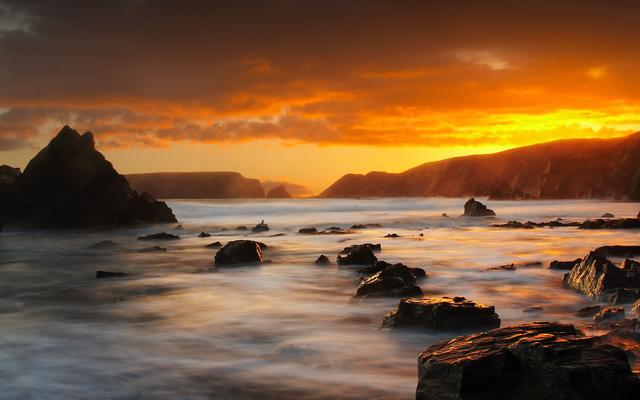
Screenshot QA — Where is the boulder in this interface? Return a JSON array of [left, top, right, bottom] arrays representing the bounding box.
[[490, 220, 534, 229], [298, 227, 317, 234], [251, 220, 269, 232], [593, 306, 625, 324], [384, 233, 399, 238], [340, 243, 381, 253], [382, 296, 500, 331], [354, 263, 423, 298], [265, 185, 291, 198], [205, 241, 222, 248], [198, 232, 211, 238], [416, 322, 640, 400], [549, 258, 581, 270], [337, 244, 378, 266], [96, 270, 128, 279], [562, 251, 640, 297], [463, 198, 496, 217], [1, 126, 176, 228], [215, 240, 264, 265], [601, 213, 615, 218], [314, 255, 330, 265], [137, 232, 180, 240], [87, 240, 118, 250]]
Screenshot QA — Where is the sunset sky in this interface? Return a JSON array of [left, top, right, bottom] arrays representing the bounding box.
[[1, 0, 640, 193]]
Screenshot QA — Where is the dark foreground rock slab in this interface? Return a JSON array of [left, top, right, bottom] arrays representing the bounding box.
[[1, 126, 176, 228], [382, 296, 500, 332], [354, 263, 423, 298], [417, 322, 640, 400], [463, 197, 496, 217], [215, 240, 264, 266]]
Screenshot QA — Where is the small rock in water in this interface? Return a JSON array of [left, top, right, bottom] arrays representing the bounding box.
[[337, 244, 378, 266], [251, 220, 269, 232], [298, 227, 317, 234], [138, 246, 167, 252], [96, 270, 128, 279], [87, 240, 118, 250], [549, 258, 581, 270], [314, 255, 330, 265], [576, 305, 603, 318], [137, 232, 180, 240], [384, 233, 399, 238], [441, 213, 449, 218], [205, 241, 222, 249], [382, 296, 500, 331], [236, 226, 248, 231], [522, 306, 544, 313], [215, 240, 265, 266], [416, 322, 640, 400], [174, 224, 183, 230], [354, 263, 423, 298], [350, 224, 367, 230], [487, 263, 516, 271], [601, 213, 615, 218], [198, 232, 211, 238], [593, 306, 625, 324], [463, 197, 496, 217], [340, 243, 381, 253]]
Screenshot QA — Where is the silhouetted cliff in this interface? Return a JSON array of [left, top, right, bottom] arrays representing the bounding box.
[[320, 133, 640, 200]]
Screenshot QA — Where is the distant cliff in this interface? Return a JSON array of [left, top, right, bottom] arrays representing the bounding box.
[[320, 133, 640, 200], [126, 172, 266, 199]]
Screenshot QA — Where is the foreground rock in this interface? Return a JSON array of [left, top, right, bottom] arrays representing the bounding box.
[[382, 297, 500, 331], [214, 240, 264, 265], [337, 244, 378, 266], [416, 322, 640, 400], [96, 270, 128, 279], [137, 232, 180, 240], [563, 250, 640, 298], [1, 126, 176, 228], [463, 198, 495, 217], [354, 263, 423, 298]]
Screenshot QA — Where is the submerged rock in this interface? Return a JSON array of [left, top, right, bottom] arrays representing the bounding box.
[[522, 306, 544, 313], [416, 322, 640, 400], [549, 258, 581, 270], [337, 244, 378, 266], [87, 240, 118, 250], [382, 296, 500, 331], [563, 250, 640, 297], [350, 224, 367, 230], [487, 263, 516, 271], [601, 213, 615, 218], [137, 246, 166, 252], [205, 241, 222, 248], [314, 255, 330, 265], [354, 263, 423, 298], [298, 227, 318, 234], [215, 240, 264, 265], [593, 306, 625, 324], [580, 218, 640, 230], [236, 225, 248, 231], [198, 232, 211, 238], [251, 220, 269, 232], [490, 220, 534, 229], [463, 197, 496, 217], [96, 270, 128, 279], [1, 126, 176, 228], [384, 233, 400, 238], [137, 232, 180, 241]]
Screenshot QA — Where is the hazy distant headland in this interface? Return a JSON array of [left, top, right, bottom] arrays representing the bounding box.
[[320, 132, 640, 200]]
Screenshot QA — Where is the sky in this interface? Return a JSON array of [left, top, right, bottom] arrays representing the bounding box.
[[1, 0, 640, 194]]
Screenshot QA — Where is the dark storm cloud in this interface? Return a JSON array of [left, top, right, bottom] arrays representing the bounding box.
[[1, 0, 640, 150]]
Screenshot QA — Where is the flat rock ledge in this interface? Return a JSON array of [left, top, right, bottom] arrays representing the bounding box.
[[417, 322, 640, 400], [382, 296, 500, 332]]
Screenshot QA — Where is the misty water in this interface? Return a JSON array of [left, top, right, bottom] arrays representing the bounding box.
[[1, 198, 639, 399]]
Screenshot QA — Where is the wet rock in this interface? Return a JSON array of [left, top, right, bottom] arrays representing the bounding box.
[[265, 185, 291, 198], [205, 241, 222, 248], [384, 233, 399, 238], [96, 270, 128, 279], [298, 227, 317, 234], [215, 240, 264, 265], [314, 255, 330, 265], [198, 232, 211, 238], [87, 240, 118, 250], [463, 197, 496, 217], [411, 267, 428, 279], [576, 305, 603, 318], [354, 263, 423, 298], [549, 258, 581, 270], [365, 223, 383, 228], [602, 213, 615, 218], [522, 306, 544, 313], [595, 245, 640, 258], [610, 288, 640, 305], [382, 296, 500, 331], [487, 263, 516, 271], [416, 321, 640, 400], [441, 213, 449, 218], [350, 224, 367, 230], [633, 300, 640, 314], [337, 244, 378, 266], [251, 220, 269, 232], [594, 306, 625, 324], [580, 218, 640, 230], [562, 251, 640, 297], [137, 246, 166, 252], [137, 232, 180, 240], [236, 225, 248, 231], [491, 220, 534, 229], [1, 126, 176, 228], [340, 243, 381, 253]]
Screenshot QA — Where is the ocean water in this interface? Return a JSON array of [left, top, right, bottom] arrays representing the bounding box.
[[0, 198, 639, 399]]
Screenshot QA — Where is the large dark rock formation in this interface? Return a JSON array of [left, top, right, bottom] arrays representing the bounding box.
[[1, 126, 176, 228], [126, 171, 265, 198], [382, 296, 500, 331], [320, 132, 640, 200], [416, 322, 640, 400], [563, 250, 640, 298], [214, 240, 265, 266], [265, 185, 291, 198], [463, 198, 496, 217]]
